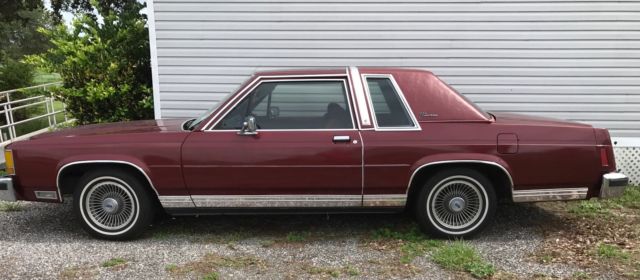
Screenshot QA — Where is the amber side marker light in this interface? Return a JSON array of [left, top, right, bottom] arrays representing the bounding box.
[[4, 149, 15, 175]]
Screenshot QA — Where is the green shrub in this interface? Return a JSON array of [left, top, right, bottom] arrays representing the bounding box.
[[28, 1, 153, 124]]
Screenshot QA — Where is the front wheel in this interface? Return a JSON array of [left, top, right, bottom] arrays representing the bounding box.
[[73, 168, 156, 240], [415, 168, 496, 238]]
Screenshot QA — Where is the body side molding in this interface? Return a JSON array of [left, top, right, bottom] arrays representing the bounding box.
[[158, 194, 406, 208], [512, 187, 588, 202]]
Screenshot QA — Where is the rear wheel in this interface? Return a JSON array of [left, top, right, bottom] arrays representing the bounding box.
[[73, 168, 155, 240], [415, 168, 496, 238]]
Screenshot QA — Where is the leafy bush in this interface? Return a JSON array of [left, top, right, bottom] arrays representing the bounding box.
[[28, 1, 152, 124]]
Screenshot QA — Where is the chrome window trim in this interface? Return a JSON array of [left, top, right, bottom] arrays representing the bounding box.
[[512, 187, 588, 202], [348, 66, 372, 126], [345, 67, 363, 129], [56, 160, 160, 203], [204, 129, 358, 133], [201, 73, 349, 131], [205, 78, 357, 131], [361, 74, 422, 131], [406, 160, 514, 197]]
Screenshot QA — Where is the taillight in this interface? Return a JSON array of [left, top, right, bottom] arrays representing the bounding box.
[[600, 147, 609, 167]]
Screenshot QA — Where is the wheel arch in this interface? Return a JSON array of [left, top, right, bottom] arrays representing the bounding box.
[[405, 159, 514, 209], [56, 159, 159, 203]]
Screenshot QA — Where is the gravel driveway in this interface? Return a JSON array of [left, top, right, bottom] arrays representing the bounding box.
[[0, 201, 589, 279]]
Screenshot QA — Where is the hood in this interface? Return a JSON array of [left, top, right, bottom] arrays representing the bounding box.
[[30, 119, 190, 140], [489, 112, 592, 128]]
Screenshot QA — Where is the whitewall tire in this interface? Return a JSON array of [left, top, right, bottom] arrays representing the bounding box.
[[73, 168, 155, 240], [415, 168, 496, 238]]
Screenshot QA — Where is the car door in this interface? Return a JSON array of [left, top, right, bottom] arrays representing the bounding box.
[[181, 78, 363, 208], [357, 73, 423, 205]]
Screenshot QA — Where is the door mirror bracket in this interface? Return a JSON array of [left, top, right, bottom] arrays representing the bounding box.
[[238, 115, 258, 135]]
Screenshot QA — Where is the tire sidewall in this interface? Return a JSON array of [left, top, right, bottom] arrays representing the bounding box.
[[73, 168, 155, 240], [415, 168, 497, 238]]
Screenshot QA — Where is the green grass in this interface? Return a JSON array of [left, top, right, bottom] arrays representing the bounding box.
[[33, 70, 61, 85], [345, 265, 360, 276], [371, 226, 443, 264], [568, 186, 640, 217], [0, 201, 23, 212], [202, 272, 220, 280], [101, 258, 127, 268], [568, 200, 611, 217], [572, 271, 591, 280], [614, 185, 640, 209], [432, 241, 496, 279], [538, 253, 553, 264], [286, 231, 310, 242], [165, 264, 178, 272], [596, 243, 629, 260]]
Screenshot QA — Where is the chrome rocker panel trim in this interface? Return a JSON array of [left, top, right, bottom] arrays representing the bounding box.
[[159, 195, 196, 208], [159, 194, 407, 208], [512, 187, 588, 203], [600, 172, 629, 198], [0, 177, 17, 202]]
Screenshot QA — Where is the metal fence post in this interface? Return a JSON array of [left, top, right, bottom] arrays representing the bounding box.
[[50, 97, 57, 126], [6, 92, 16, 139], [3, 103, 11, 141], [46, 97, 52, 127]]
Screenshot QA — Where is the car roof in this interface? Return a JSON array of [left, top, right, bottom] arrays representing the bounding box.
[[254, 67, 433, 77]]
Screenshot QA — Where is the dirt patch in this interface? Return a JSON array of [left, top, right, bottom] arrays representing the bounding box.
[[533, 188, 640, 279]]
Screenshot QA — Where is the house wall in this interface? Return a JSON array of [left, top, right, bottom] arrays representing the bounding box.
[[149, 0, 640, 182]]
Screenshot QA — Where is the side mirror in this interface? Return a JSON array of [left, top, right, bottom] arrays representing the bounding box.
[[238, 115, 258, 135]]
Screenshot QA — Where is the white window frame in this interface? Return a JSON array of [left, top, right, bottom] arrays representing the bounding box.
[[361, 74, 421, 131]]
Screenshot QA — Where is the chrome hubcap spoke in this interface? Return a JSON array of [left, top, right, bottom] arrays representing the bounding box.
[[430, 179, 484, 230], [85, 180, 135, 231]]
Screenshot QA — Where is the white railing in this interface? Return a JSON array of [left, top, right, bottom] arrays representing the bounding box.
[[0, 82, 68, 145]]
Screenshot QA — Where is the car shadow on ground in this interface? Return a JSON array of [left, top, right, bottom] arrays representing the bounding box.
[[0, 200, 570, 243], [145, 202, 567, 242]]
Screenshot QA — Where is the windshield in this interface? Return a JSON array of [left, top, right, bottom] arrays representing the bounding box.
[[187, 82, 249, 130], [188, 98, 233, 130]]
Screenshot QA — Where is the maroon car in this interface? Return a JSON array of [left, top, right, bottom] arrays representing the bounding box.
[[0, 67, 629, 240]]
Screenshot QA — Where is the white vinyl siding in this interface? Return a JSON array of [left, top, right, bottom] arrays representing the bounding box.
[[151, 0, 640, 137]]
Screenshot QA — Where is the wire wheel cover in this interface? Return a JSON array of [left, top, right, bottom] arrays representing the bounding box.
[[430, 178, 484, 230], [85, 180, 136, 231]]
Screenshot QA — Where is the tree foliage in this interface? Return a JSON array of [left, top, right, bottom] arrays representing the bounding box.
[[0, 59, 34, 91], [29, 0, 153, 124], [49, 0, 132, 23], [0, 0, 53, 90], [0, 0, 51, 60]]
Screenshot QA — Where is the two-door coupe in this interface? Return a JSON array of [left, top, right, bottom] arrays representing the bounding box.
[[0, 67, 629, 240]]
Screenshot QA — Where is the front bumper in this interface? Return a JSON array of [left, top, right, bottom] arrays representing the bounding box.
[[0, 177, 16, 202], [599, 172, 629, 199]]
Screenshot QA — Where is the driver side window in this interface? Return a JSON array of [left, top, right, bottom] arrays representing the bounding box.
[[214, 80, 354, 130]]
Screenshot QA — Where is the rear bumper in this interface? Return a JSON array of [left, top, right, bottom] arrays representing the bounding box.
[[0, 177, 16, 202], [599, 172, 629, 199]]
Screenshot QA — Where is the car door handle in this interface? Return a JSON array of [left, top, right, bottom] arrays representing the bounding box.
[[332, 135, 351, 143]]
